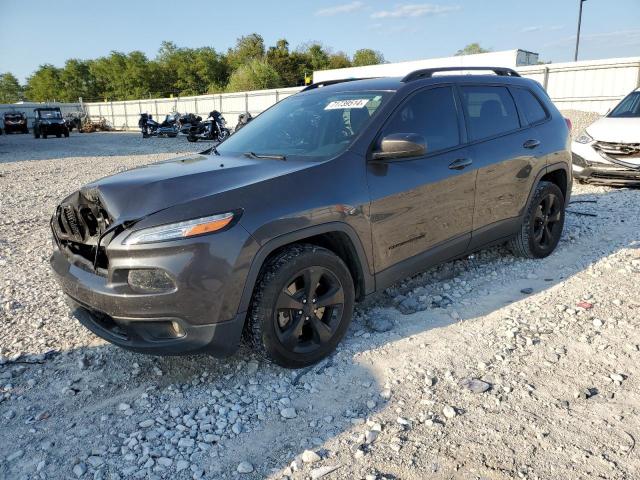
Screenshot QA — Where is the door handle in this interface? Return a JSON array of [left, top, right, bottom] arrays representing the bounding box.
[[448, 158, 473, 170], [523, 139, 541, 149]]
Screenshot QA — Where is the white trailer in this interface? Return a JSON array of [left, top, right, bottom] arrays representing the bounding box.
[[313, 49, 539, 83]]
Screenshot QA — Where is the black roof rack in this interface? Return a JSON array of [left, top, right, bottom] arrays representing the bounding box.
[[402, 66, 521, 82], [301, 77, 372, 92]]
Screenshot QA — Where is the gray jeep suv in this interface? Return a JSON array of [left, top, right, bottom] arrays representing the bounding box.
[[50, 67, 572, 368]]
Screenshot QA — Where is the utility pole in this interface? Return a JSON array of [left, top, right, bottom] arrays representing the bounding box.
[[574, 0, 587, 62]]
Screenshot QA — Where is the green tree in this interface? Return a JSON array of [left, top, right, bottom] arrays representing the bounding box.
[[352, 49, 385, 67], [89, 51, 157, 100], [266, 39, 308, 86], [227, 34, 265, 70], [156, 41, 228, 96], [25, 64, 62, 102], [302, 43, 330, 71], [454, 43, 491, 56], [328, 52, 352, 70], [226, 59, 281, 92], [0, 73, 23, 103], [59, 59, 97, 102]]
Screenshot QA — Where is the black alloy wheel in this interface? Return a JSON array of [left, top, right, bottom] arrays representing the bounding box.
[[532, 192, 562, 252], [248, 244, 355, 368], [509, 180, 565, 259], [274, 266, 345, 354]]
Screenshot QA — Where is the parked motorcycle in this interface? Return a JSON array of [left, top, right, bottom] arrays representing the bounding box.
[[187, 111, 230, 142], [235, 112, 253, 132], [177, 113, 202, 135], [139, 113, 159, 138], [139, 112, 181, 138]]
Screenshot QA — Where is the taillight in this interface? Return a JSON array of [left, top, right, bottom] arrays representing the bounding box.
[[564, 117, 572, 131]]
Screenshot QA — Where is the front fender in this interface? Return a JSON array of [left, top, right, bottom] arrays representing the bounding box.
[[236, 222, 374, 315]]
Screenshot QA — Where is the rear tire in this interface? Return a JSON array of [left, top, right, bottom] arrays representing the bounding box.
[[509, 181, 565, 259], [187, 135, 198, 142], [219, 128, 230, 141], [247, 244, 355, 368]]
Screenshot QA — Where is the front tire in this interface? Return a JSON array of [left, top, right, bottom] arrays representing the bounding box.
[[248, 244, 355, 368], [187, 135, 198, 142], [509, 181, 565, 259]]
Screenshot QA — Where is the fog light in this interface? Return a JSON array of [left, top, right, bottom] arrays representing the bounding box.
[[171, 321, 185, 337], [127, 269, 175, 294]]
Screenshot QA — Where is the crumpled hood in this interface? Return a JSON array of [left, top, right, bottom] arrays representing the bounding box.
[[79, 152, 312, 222], [586, 117, 640, 143]]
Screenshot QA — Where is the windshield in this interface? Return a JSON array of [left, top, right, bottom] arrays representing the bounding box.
[[609, 92, 640, 118], [38, 110, 62, 119], [217, 90, 390, 160]]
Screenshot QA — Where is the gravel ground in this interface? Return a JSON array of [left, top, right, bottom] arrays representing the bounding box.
[[562, 110, 601, 136], [1, 123, 638, 480]]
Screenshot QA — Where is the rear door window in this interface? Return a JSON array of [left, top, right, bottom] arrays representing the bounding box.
[[511, 87, 548, 125], [460, 86, 521, 141], [380, 86, 460, 154]]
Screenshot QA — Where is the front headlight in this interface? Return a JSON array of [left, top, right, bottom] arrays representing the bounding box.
[[575, 130, 593, 144], [123, 212, 236, 245]]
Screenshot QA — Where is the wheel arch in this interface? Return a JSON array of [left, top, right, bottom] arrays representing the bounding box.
[[524, 162, 571, 213], [237, 222, 374, 316], [540, 166, 569, 202]]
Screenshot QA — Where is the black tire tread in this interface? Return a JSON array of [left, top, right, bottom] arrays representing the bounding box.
[[247, 243, 353, 368], [509, 180, 564, 258]]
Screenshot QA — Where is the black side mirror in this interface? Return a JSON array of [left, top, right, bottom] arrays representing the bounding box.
[[371, 133, 427, 161]]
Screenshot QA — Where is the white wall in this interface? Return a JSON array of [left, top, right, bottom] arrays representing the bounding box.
[[518, 57, 640, 114], [83, 87, 302, 131]]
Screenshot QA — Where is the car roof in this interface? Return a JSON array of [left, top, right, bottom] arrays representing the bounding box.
[[303, 73, 539, 95]]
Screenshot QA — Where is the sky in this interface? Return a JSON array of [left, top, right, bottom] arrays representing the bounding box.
[[1, 0, 639, 82]]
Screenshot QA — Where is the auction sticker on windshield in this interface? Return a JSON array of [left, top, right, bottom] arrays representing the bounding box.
[[325, 99, 370, 110]]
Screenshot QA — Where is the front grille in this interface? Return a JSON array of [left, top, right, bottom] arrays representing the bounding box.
[[63, 205, 83, 238], [53, 198, 114, 272], [594, 141, 640, 159]]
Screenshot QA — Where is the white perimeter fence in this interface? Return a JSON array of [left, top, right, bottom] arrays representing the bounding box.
[[84, 87, 303, 131], [2, 57, 638, 131], [518, 57, 640, 113]]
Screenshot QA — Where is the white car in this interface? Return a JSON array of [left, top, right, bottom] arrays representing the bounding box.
[[572, 88, 640, 185]]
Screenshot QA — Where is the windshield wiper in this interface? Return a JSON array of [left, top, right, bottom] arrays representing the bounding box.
[[200, 144, 220, 156], [244, 151, 286, 161]]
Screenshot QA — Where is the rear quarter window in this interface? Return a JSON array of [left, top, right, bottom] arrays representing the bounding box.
[[460, 86, 520, 141], [511, 88, 548, 125]]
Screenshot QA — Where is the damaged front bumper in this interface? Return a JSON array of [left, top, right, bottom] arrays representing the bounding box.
[[49, 197, 258, 356], [572, 140, 640, 186]]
